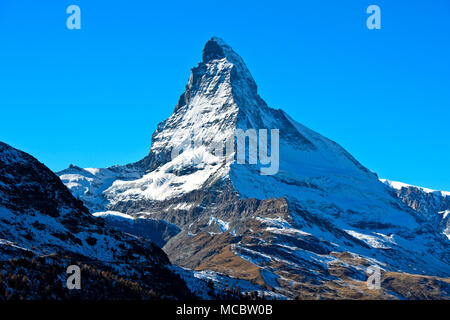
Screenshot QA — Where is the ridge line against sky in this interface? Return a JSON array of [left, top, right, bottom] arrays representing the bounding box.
[[0, 0, 449, 191]]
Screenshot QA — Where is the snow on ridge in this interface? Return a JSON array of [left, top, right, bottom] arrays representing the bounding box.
[[170, 203, 194, 211], [208, 215, 230, 233], [84, 168, 102, 175], [93, 211, 135, 220], [105, 152, 222, 203], [439, 210, 450, 219], [381, 179, 450, 197], [345, 230, 395, 249], [256, 217, 311, 236]]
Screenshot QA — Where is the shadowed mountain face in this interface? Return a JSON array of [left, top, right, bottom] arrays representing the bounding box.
[[58, 38, 450, 299], [0, 142, 192, 300]]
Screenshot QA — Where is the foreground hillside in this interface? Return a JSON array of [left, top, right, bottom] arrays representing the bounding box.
[[0, 141, 192, 300]]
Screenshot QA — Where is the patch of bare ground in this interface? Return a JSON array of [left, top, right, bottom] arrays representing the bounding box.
[[320, 251, 450, 299], [196, 245, 265, 287], [381, 272, 450, 300]]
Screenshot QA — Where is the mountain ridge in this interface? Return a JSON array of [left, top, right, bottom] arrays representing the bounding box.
[[0, 141, 193, 299]]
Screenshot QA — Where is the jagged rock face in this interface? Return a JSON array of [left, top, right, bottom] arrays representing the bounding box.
[[384, 181, 450, 216], [382, 179, 450, 239], [0, 142, 192, 299], [59, 38, 450, 298]]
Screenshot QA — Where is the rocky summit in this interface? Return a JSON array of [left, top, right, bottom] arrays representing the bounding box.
[[56, 38, 449, 299]]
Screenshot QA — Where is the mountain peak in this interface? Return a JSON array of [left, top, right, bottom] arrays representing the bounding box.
[[202, 37, 226, 62], [200, 37, 255, 85], [202, 37, 236, 63]]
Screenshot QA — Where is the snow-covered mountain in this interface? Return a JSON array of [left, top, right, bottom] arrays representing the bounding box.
[[381, 179, 450, 240], [0, 141, 192, 299], [59, 38, 450, 299]]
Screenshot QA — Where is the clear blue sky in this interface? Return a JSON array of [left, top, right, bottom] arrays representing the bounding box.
[[1, 0, 449, 191]]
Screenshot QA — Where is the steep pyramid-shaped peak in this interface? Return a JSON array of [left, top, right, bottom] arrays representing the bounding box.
[[133, 38, 267, 172]]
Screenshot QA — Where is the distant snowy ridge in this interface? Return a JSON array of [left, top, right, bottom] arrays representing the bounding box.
[[381, 178, 450, 240], [381, 179, 450, 197]]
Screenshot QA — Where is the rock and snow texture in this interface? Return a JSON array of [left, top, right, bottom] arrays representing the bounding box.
[[0, 141, 166, 263], [58, 164, 143, 213], [58, 38, 449, 298], [381, 179, 450, 239], [93, 211, 181, 247]]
